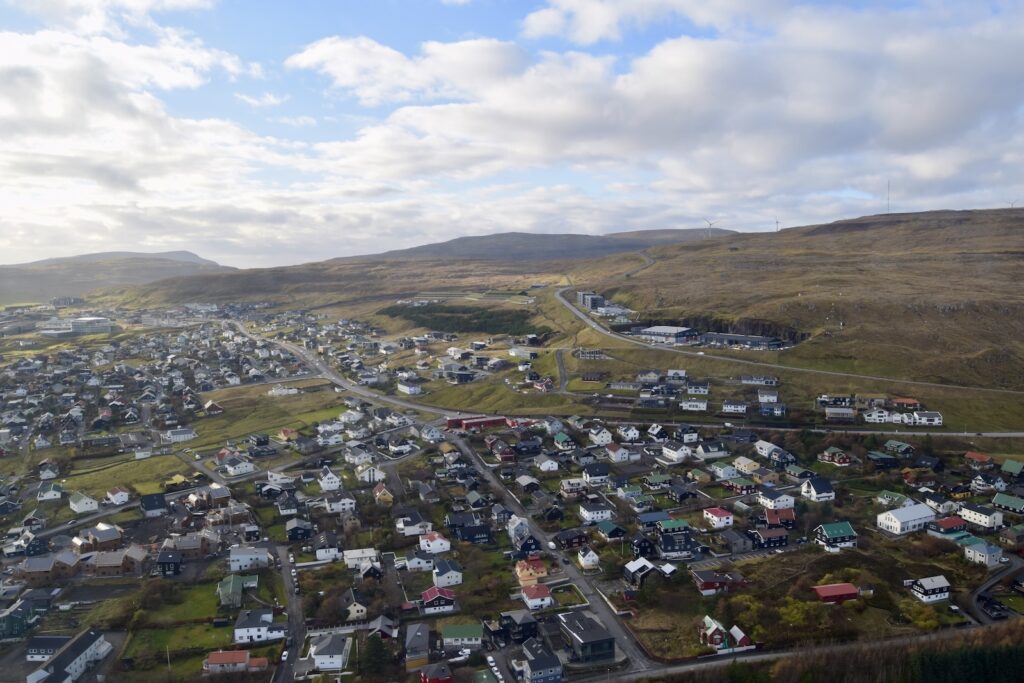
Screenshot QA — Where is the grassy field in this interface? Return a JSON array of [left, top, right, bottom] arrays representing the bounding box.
[[189, 384, 347, 450], [57, 454, 194, 498]]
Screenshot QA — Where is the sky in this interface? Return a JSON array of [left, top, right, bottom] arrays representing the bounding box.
[[1, 0, 1023, 268]]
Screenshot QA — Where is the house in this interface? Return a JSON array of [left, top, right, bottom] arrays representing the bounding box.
[[286, 518, 313, 542], [324, 491, 357, 514], [617, 424, 641, 442], [441, 623, 483, 652], [927, 516, 968, 537], [105, 487, 130, 506], [697, 616, 753, 653], [721, 528, 754, 554], [356, 464, 387, 484], [582, 463, 611, 487], [588, 426, 613, 447], [36, 483, 63, 502], [555, 528, 589, 550], [993, 492, 1024, 515], [812, 583, 860, 604], [68, 492, 98, 515], [958, 503, 1003, 532], [419, 531, 451, 554], [876, 490, 913, 508], [757, 489, 795, 510], [517, 637, 562, 683], [154, 549, 182, 576], [318, 467, 341, 491], [801, 478, 835, 502], [224, 457, 255, 477], [500, 610, 539, 642], [760, 507, 797, 529], [721, 400, 748, 415], [691, 569, 746, 596], [373, 482, 394, 506], [579, 501, 614, 524], [139, 493, 167, 518], [703, 507, 734, 529], [421, 586, 457, 614], [557, 611, 616, 662], [421, 662, 453, 683], [923, 492, 958, 516], [964, 542, 1003, 567], [577, 545, 600, 570], [403, 550, 434, 572], [814, 521, 858, 552], [342, 548, 379, 568], [341, 588, 368, 621], [965, 451, 994, 470], [233, 609, 285, 644], [876, 503, 936, 535], [521, 584, 553, 610], [748, 527, 788, 549], [396, 511, 433, 537], [695, 440, 729, 460], [216, 574, 258, 608], [25, 635, 72, 663], [515, 556, 548, 587], [723, 477, 756, 495], [314, 532, 342, 561], [229, 547, 271, 572], [606, 443, 637, 463], [26, 630, 112, 683], [709, 461, 738, 481], [405, 623, 430, 672], [910, 576, 950, 603], [309, 633, 350, 671], [817, 447, 854, 466]]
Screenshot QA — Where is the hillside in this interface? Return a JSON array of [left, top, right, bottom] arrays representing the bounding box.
[[573, 209, 1024, 388], [0, 251, 234, 305], [351, 227, 733, 262]]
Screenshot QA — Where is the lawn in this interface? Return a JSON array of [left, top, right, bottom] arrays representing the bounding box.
[[59, 454, 193, 498], [552, 584, 586, 607], [125, 622, 233, 659], [145, 582, 222, 623]]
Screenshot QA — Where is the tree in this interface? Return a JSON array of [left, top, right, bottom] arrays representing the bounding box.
[[361, 634, 387, 674]]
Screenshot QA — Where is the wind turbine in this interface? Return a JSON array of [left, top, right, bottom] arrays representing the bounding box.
[[703, 218, 720, 240]]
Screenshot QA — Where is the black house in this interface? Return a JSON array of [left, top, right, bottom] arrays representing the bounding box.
[[500, 610, 539, 642], [555, 528, 589, 550], [455, 525, 493, 545], [512, 534, 542, 559], [631, 535, 657, 559], [286, 518, 313, 542], [155, 550, 182, 576], [557, 612, 615, 663]]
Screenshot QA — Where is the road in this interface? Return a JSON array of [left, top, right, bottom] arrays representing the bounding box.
[[554, 349, 570, 394], [273, 545, 306, 683], [553, 285, 1024, 396], [966, 554, 1023, 624], [450, 436, 656, 675]]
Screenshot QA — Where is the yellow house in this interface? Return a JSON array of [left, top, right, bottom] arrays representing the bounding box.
[[515, 557, 548, 587], [373, 482, 394, 506]]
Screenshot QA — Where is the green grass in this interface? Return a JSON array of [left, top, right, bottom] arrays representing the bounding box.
[[147, 582, 221, 623], [125, 623, 233, 658], [58, 455, 194, 498]]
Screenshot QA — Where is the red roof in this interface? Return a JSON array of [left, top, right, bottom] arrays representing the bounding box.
[[813, 583, 859, 602], [422, 586, 455, 601], [522, 584, 552, 599], [965, 451, 992, 462], [207, 651, 249, 665], [935, 516, 966, 529], [704, 507, 732, 518]]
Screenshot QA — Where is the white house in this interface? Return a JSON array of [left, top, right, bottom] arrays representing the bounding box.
[[318, 467, 342, 492], [324, 492, 357, 514], [342, 548, 379, 568], [965, 542, 1003, 567], [163, 427, 198, 443], [660, 441, 691, 464], [912, 411, 943, 426], [579, 502, 614, 524], [721, 401, 748, 414], [309, 634, 349, 671], [26, 630, 111, 683], [732, 456, 759, 475], [703, 507, 734, 529], [876, 503, 936, 535], [588, 427, 614, 447], [521, 584, 554, 611], [862, 408, 890, 424], [801, 478, 836, 503], [958, 503, 1003, 531], [754, 440, 781, 458], [709, 462, 738, 481], [578, 545, 600, 570], [106, 487, 130, 506], [37, 483, 63, 502], [396, 515, 433, 537], [69, 492, 98, 515], [535, 456, 559, 473], [419, 532, 452, 554], [617, 425, 641, 442], [397, 381, 422, 395], [433, 559, 463, 587], [757, 489, 795, 510], [224, 457, 255, 477], [909, 576, 950, 603], [233, 609, 286, 644], [356, 464, 386, 484], [680, 398, 709, 412], [229, 547, 272, 572], [606, 443, 637, 463]]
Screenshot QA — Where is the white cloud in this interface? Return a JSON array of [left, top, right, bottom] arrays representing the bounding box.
[[235, 91, 288, 107], [273, 115, 316, 127], [285, 36, 526, 105]]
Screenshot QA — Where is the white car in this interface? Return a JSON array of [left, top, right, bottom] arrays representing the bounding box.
[[281, 650, 289, 662], [486, 656, 495, 666]]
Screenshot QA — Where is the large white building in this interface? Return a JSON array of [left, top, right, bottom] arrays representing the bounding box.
[[876, 503, 936, 535], [27, 629, 112, 683], [638, 326, 699, 344]]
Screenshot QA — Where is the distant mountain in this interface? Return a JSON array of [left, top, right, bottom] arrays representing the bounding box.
[[353, 228, 735, 262], [0, 251, 233, 304]]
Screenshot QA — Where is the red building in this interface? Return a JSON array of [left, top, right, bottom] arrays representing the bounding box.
[[812, 583, 860, 604], [420, 662, 453, 683]]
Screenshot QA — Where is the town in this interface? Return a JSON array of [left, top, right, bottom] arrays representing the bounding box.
[[0, 292, 1021, 683]]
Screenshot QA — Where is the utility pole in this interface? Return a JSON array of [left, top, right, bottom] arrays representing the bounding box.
[[887, 180, 890, 214]]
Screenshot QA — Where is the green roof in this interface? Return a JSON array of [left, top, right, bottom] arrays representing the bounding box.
[[442, 623, 483, 639], [646, 474, 672, 484], [1002, 460, 1024, 476], [473, 670, 499, 683], [993, 493, 1024, 511], [954, 534, 984, 547], [818, 521, 856, 539], [877, 490, 907, 503], [884, 440, 912, 450], [596, 520, 624, 533], [554, 432, 573, 443], [868, 451, 897, 461], [730, 477, 756, 486], [659, 519, 690, 531]]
